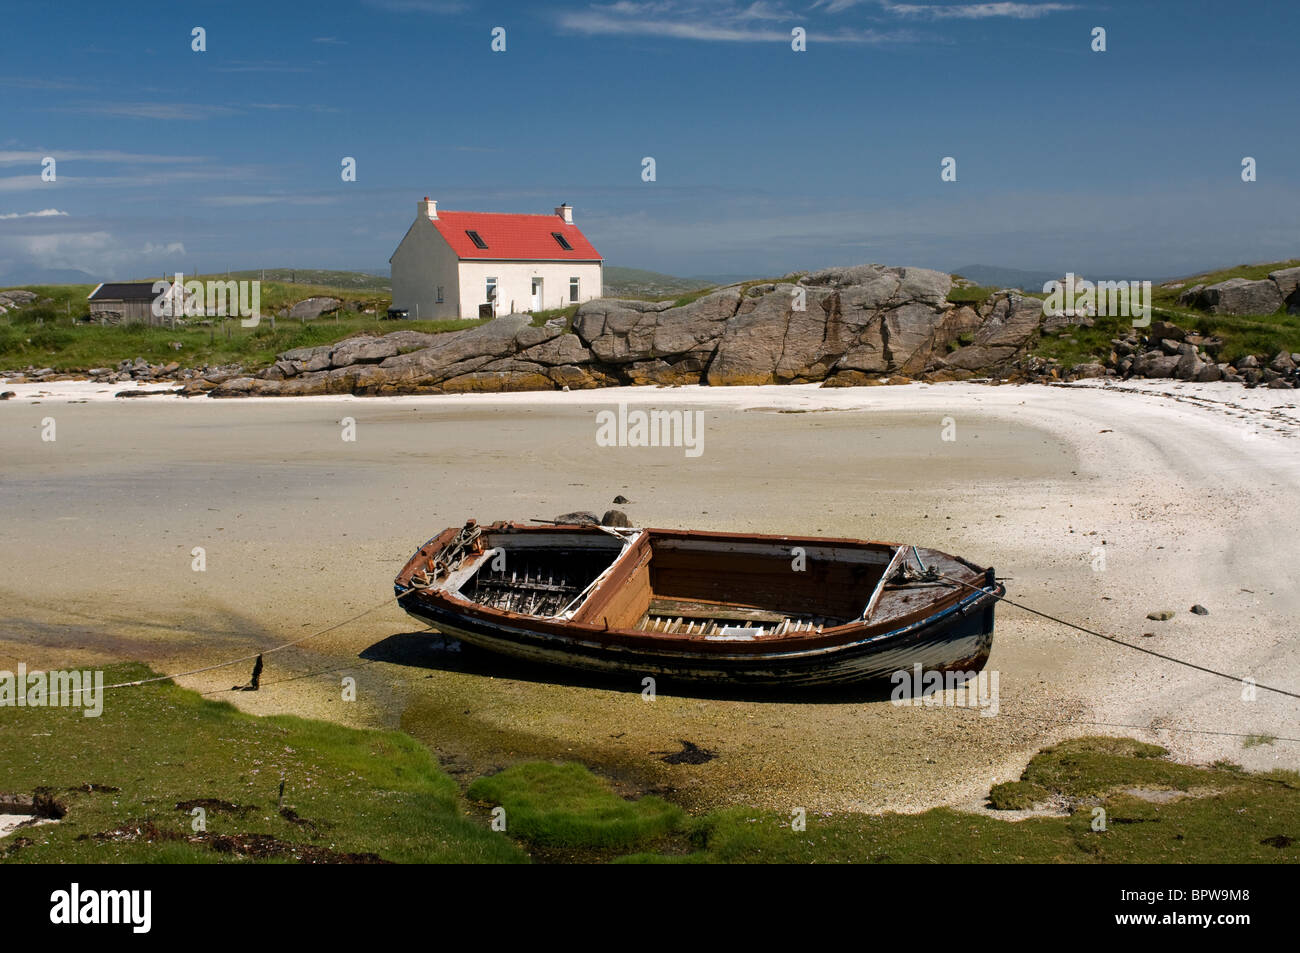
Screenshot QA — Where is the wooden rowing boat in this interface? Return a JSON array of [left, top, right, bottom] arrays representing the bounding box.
[[394, 520, 1004, 688]]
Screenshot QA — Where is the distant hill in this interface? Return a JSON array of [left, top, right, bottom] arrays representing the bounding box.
[[687, 272, 760, 286], [0, 267, 99, 287], [603, 266, 714, 300], [950, 264, 1062, 292], [225, 269, 392, 291]]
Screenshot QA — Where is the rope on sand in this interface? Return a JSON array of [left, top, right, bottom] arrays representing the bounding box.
[[43, 598, 393, 699], [940, 572, 1300, 702]]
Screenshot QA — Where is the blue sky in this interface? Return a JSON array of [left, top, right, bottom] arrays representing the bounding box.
[[1, 0, 1296, 283]]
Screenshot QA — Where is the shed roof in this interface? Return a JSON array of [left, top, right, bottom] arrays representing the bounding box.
[[88, 281, 167, 301]]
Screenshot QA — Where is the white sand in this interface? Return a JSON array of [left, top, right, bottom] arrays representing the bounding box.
[[1, 378, 1296, 812]]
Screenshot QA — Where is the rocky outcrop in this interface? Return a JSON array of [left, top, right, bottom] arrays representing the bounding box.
[[1029, 321, 1300, 389], [1177, 269, 1299, 315], [0, 290, 37, 314], [211, 263, 1087, 396], [286, 296, 343, 320]]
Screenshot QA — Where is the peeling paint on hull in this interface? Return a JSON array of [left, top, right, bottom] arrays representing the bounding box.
[[398, 588, 997, 688], [394, 521, 1003, 689]]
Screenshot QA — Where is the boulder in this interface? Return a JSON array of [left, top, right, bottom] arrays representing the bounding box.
[[601, 509, 632, 527], [1269, 350, 1296, 373], [288, 297, 343, 320], [280, 344, 333, 373], [1174, 350, 1204, 380], [518, 333, 591, 366], [942, 344, 1019, 372], [1192, 363, 1223, 383], [1196, 278, 1283, 315], [970, 294, 1044, 349], [330, 336, 399, 368], [1143, 354, 1182, 378], [1148, 320, 1185, 341], [0, 290, 38, 309], [576, 288, 740, 367], [800, 263, 951, 308], [1267, 266, 1300, 299], [555, 511, 599, 525]]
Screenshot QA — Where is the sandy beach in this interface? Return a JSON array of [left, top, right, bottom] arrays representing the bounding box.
[[2, 377, 1297, 814]]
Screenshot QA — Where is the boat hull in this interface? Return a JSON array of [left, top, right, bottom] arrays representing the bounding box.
[[397, 585, 998, 688]]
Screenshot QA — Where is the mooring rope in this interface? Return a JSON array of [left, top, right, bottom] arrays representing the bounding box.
[[39, 597, 393, 699], [27, 570, 1300, 708], [939, 572, 1300, 701]]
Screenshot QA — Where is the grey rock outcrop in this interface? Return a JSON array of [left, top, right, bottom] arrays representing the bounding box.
[[287, 296, 343, 320], [213, 263, 1046, 396], [202, 262, 1263, 396], [1180, 275, 1288, 315]]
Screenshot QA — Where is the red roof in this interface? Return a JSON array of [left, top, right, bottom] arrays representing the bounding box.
[[430, 210, 602, 261]]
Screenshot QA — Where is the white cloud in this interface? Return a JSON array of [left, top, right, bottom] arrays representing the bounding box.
[[0, 230, 187, 277], [558, 1, 918, 42], [815, 0, 1073, 15], [878, 2, 1076, 19], [0, 151, 206, 166], [0, 209, 68, 219], [63, 102, 239, 120]]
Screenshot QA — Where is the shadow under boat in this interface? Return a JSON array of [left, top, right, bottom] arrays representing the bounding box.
[[362, 629, 989, 705]]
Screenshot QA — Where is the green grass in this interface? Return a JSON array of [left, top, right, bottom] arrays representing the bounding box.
[[4, 676, 1296, 865], [603, 265, 713, 300], [466, 762, 685, 851], [224, 269, 391, 292], [528, 304, 579, 330], [1160, 259, 1300, 291], [0, 278, 487, 372], [0, 663, 524, 864], [987, 780, 1051, 810], [947, 284, 1000, 305], [465, 737, 1300, 864], [1031, 260, 1300, 369], [651, 737, 1300, 864]]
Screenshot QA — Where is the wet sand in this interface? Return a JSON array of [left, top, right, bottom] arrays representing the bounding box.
[[2, 379, 1297, 813]]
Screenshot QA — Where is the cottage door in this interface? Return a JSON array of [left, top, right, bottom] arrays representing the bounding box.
[[531, 277, 543, 311]]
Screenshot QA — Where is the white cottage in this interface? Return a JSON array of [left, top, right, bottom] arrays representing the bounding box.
[[389, 198, 603, 320]]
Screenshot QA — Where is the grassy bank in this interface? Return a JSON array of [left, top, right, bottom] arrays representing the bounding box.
[[5, 260, 1298, 377], [471, 737, 1298, 864], [2, 668, 1295, 864], [1032, 260, 1300, 368], [0, 279, 486, 372], [0, 663, 522, 863]]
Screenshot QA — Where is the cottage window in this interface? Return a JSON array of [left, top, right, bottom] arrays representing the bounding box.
[[466, 230, 488, 250], [436, 286, 444, 303], [552, 232, 573, 251], [486, 277, 497, 303], [569, 277, 580, 303]]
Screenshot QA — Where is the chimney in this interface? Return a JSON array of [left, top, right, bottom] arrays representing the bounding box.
[[419, 196, 438, 220], [555, 203, 573, 225]]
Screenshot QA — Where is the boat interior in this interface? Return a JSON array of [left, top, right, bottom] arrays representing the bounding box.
[[423, 524, 910, 638]]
